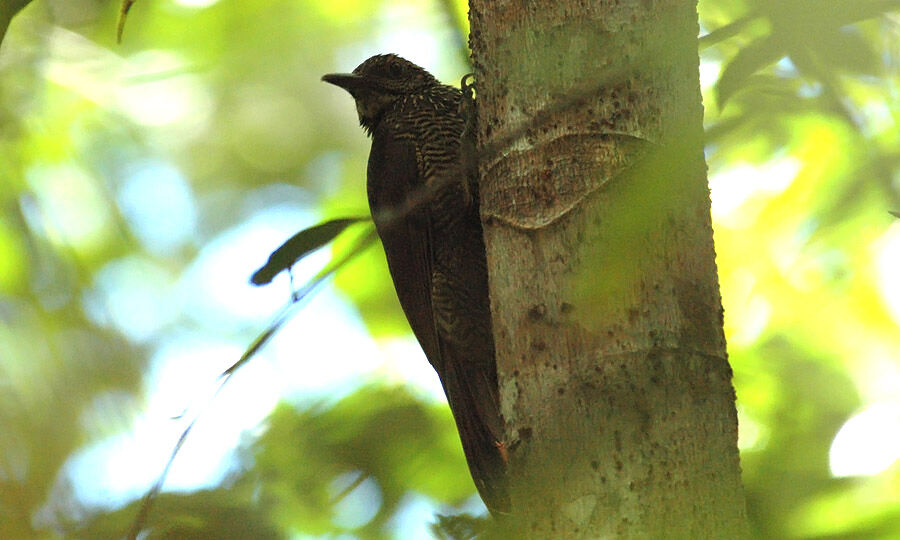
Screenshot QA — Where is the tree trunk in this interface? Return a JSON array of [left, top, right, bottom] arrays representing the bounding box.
[[468, 0, 749, 537]]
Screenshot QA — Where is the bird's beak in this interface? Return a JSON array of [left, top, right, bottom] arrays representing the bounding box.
[[321, 73, 367, 92]]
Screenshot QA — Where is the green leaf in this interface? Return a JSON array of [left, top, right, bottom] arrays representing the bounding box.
[[699, 14, 757, 50], [807, 28, 881, 76], [716, 35, 786, 108], [250, 217, 368, 285], [825, 0, 900, 26]]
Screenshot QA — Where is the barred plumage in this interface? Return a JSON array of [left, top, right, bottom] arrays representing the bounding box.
[[323, 54, 507, 514]]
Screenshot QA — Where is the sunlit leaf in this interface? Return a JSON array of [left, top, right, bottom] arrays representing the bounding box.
[[250, 217, 368, 285], [807, 28, 881, 76], [716, 35, 785, 108], [699, 14, 757, 50]]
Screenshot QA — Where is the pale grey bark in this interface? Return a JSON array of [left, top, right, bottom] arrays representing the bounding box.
[[469, 0, 749, 536]]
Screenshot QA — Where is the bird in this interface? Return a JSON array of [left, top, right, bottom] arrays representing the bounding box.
[[322, 54, 507, 514]]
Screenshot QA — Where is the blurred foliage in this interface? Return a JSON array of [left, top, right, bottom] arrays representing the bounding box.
[[73, 385, 472, 539], [0, 0, 898, 538]]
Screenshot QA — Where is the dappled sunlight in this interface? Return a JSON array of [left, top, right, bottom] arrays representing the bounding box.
[[83, 255, 178, 343], [876, 222, 900, 327], [701, 4, 900, 535], [375, 338, 446, 405], [699, 58, 721, 91], [177, 204, 343, 327], [736, 405, 769, 452], [830, 402, 900, 477], [23, 163, 114, 253], [2, 0, 899, 536], [61, 339, 258, 508], [330, 471, 383, 529], [116, 160, 198, 256], [42, 29, 213, 136], [266, 291, 388, 401], [116, 51, 213, 131], [173, 0, 222, 8], [0, 218, 27, 292], [228, 85, 315, 174], [709, 157, 801, 224], [719, 269, 768, 347], [388, 494, 448, 539]]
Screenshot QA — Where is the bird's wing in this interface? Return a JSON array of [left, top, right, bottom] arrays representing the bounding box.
[[367, 121, 508, 513], [366, 124, 443, 370]]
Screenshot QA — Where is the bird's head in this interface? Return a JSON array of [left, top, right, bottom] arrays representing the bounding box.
[[322, 54, 438, 135]]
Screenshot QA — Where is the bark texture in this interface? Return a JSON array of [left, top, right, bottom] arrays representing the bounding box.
[[468, 0, 749, 537]]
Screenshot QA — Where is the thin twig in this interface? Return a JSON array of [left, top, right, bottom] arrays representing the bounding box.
[[329, 471, 369, 506], [117, 0, 135, 44], [126, 229, 377, 539]]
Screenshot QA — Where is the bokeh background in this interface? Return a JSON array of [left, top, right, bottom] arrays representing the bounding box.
[[1, 0, 898, 538]]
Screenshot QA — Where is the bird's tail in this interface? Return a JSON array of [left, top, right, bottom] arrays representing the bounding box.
[[440, 348, 509, 515]]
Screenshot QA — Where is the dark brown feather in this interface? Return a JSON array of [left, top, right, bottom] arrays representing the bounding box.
[[324, 54, 508, 514], [366, 125, 442, 365]]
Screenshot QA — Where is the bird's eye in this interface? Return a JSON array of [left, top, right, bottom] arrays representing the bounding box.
[[388, 62, 403, 77]]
